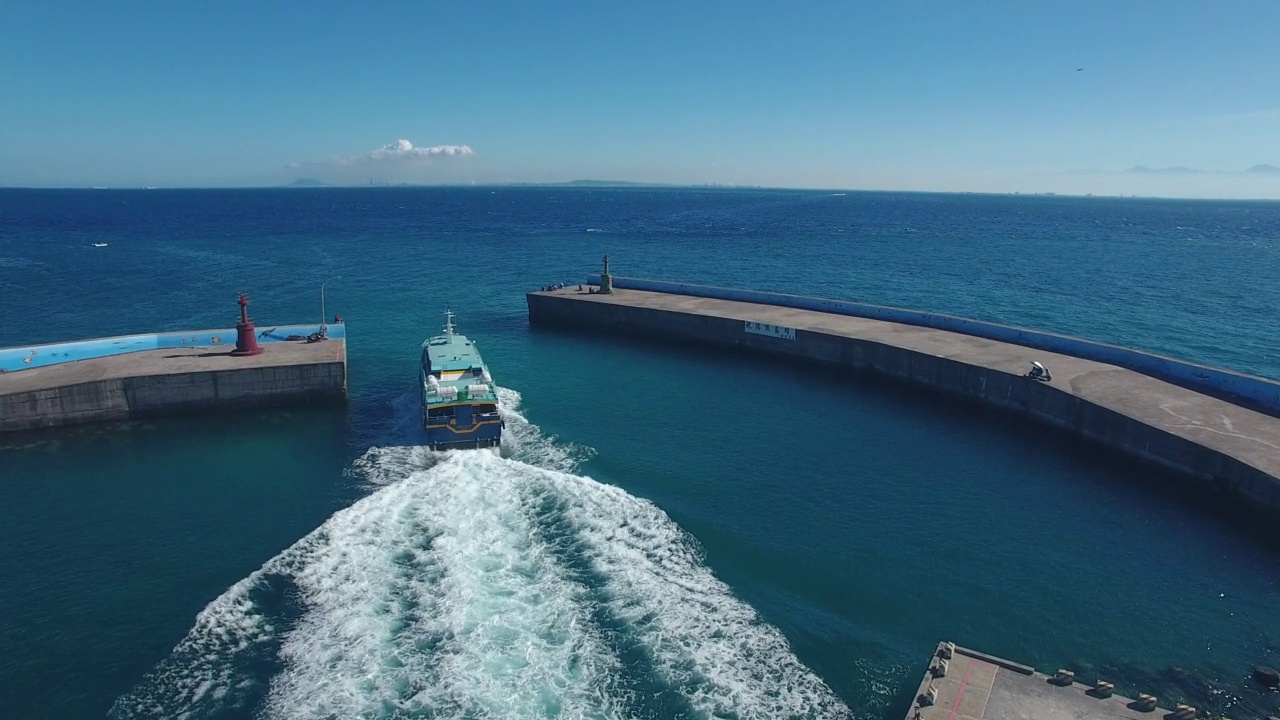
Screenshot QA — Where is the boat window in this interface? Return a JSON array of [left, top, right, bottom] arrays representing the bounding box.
[[427, 406, 455, 418], [478, 404, 497, 415]]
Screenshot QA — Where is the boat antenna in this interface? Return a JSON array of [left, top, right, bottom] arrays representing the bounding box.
[[443, 308, 456, 339]]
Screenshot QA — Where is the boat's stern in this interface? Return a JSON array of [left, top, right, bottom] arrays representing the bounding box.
[[423, 403, 504, 450]]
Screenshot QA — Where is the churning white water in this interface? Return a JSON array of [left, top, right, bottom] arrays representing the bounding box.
[[111, 390, 849, 720]]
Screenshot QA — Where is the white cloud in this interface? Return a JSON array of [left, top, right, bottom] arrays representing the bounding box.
[[362, 139, 475, 161], [288, 139, 475, 180]]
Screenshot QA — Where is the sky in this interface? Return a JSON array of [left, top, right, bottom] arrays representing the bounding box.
[[2, 1, 1279, 197]]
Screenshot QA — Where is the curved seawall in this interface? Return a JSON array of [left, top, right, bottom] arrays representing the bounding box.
[[586, 275, 1280, 418], [530, 285, 1280, 519]]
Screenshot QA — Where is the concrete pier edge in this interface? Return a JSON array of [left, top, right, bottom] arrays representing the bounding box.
[[0, 328, 347, 433], [906, 641, 1196, 720], [586, 275, 1280, 419], [527, 283, 1280, 520]]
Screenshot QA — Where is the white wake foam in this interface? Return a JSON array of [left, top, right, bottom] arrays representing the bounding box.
[[263, 451, 629, 719], [112, 389, 848, 720], [522, 470, 850, 719]]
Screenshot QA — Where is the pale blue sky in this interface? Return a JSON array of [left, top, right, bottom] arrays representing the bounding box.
[[2, 1, 1278, 196]]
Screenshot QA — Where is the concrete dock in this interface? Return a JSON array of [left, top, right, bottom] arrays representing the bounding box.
[[526, 284, 1280, 517], [0, 333, 346, 433], [908, 642, 1197, 720]]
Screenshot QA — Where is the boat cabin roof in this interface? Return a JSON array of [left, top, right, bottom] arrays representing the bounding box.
[[422, 334, 487, 374]]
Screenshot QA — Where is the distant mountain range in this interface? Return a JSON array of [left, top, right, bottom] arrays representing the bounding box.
[[1127, 165, 1203, 174], [1123, 164, 1280, 175], [282, 178, 763, 189], [499, 180, 688, 188], [283, 178, 663, 188], [561, 179, 667, 187]]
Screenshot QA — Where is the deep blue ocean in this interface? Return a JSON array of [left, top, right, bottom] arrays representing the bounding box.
[[1, 187, 1279, 720]]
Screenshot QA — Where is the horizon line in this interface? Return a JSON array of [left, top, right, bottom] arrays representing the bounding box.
[[2, 182, 1280, 202]]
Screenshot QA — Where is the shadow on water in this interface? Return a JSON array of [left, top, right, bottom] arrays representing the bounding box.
[[530, 323, 1280, 552], [0, 405, 351, 455]]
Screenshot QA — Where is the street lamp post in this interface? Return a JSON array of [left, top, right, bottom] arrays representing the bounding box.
[[321, 275, 341, 334]]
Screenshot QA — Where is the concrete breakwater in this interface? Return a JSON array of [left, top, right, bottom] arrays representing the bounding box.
[[586, 275, 1280, 418], [527, 284, 1280, 518], [0, 324, 347, 433]]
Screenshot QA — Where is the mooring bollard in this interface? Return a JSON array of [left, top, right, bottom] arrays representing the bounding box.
[[1172, 704, 1196, 719], [1135, 693, 1158, 711], [940, 642, 955, 659], [1054, 669, 1075, 686], [932, 658, 949, 678], [922, 682, 938, 706], [1094, 680, 1115, 698]]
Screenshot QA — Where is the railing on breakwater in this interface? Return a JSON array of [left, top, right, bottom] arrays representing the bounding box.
[[585, 275, 1280, 418], [0, 324, 347, 374]]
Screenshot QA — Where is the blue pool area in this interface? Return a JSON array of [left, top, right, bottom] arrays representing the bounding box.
[[0, 323, 345, 373]]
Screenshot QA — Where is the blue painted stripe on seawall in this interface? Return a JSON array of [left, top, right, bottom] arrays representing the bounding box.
[[585, 275, 1280, 416], [0, 323, 346, 373]]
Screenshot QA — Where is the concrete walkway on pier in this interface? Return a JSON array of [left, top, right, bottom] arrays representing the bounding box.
[[0, 341, 343, 394], [0, 340, 346, 432], [907, 643, 1189, 720], [527, 286, 1280, 513]]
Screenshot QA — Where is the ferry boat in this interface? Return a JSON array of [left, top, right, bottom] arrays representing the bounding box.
[[420, 309, 503, 450]]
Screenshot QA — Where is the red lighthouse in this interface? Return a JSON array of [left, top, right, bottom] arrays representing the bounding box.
[[231, 292, 265, 356]]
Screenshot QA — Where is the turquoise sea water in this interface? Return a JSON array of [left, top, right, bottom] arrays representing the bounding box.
[[1, 188, 1279, 719]]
